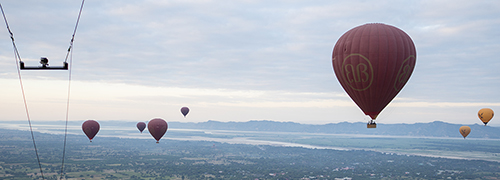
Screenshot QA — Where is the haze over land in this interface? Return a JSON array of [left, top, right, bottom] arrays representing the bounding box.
[[2, 120, 500, 162], [3, 120, 500, 138]]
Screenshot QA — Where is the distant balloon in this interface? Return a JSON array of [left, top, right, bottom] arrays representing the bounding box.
[[82, 120, 100, 142], [181, 107, 190, 117], [332, 23, 416, 128], [459, 126, 471, 139], [137, 122, 146, 133], [478, 108, 494, 126], [148, 118, 168, 143]]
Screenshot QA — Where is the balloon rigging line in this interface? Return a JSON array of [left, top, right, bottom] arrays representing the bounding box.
[[0, 3, 45, 179]]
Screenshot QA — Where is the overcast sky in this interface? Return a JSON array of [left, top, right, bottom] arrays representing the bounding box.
[[0, 0, 499, 126]]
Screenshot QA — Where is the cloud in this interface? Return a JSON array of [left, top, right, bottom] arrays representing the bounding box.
[[1, 0, 499, 124]]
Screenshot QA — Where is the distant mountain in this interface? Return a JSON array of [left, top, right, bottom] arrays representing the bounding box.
[[6, 120, 498, 139], [169, 120, 500, 139]]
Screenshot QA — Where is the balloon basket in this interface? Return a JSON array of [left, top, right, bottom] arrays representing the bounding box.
[[367, 122, 377, 128]]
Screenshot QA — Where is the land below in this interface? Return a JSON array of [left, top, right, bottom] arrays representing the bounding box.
[[1, 120, 500, 179]]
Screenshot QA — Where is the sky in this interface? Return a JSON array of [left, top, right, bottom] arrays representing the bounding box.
[[0, 0, 499, 126]]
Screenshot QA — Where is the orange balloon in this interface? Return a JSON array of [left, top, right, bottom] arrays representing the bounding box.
[[478, 108, 494, 126], [459, 126, 471, 139]]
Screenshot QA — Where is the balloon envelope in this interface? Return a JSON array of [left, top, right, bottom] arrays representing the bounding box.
[[82, 120, 100, 142], [181, 107, 190, 117], [332, 23, 416, 120], [478, 108, 494, 125], [459, 126, 471, 139], [137, 122, 146, 133], [148, 118, 168, 143]]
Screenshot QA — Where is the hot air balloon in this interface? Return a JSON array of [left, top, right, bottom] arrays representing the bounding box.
[[137, 122, 146, 133], [478, 108, 494, 126], [181, 107, 190, 117], [82, 120, 100, 142], [332, 23, 416, 128], [148, 118, 168, 143], [459, 126, 471, 139]]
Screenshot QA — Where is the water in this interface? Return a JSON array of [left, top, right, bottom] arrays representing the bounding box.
[[2, 120, 500, 162]]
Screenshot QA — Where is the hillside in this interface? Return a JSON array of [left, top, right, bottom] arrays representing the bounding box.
[[168, 120, 500, 139], [4, 120, 499, 139]]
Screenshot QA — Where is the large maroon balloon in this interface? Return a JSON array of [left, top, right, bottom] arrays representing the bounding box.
[[180, 107, 190, 117], [147, 118, 168, 143], [82, 120, 100, 142], [332, 23, 416, 120], [136, 122, 146, 133]]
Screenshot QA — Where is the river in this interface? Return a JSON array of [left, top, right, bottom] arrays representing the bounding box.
[[1, 121, 500, 162]]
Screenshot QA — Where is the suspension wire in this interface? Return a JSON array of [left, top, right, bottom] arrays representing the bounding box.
[[59, 50, 73, 180], [64, 0, 85, 63], [0, 3, 45, 180], [59, 1, 84, 179]]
